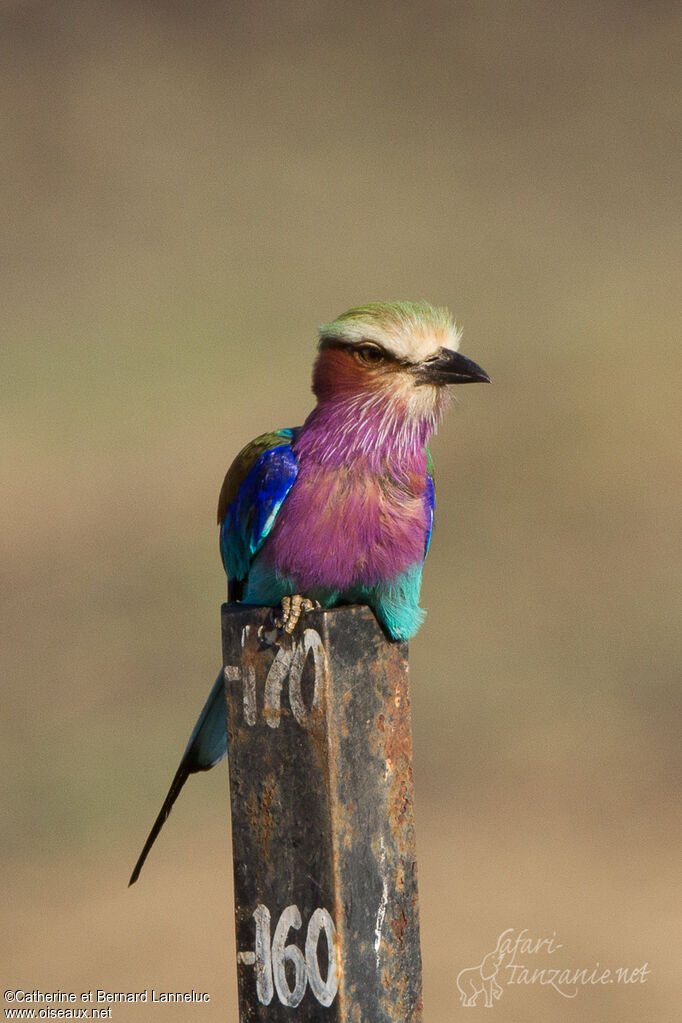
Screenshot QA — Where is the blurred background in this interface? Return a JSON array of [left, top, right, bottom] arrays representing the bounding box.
[[3, 1, 680, 1020]]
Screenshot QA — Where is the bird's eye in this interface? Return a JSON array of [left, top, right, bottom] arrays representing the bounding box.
[[355, 343, 385, 366]]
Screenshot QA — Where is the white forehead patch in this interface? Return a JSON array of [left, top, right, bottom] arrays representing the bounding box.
[[319, 301, 462, 364]]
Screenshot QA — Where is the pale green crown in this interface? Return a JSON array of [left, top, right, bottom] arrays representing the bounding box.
[[319, 300, 462, 364]]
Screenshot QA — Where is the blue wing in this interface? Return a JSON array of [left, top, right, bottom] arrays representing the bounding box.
[[424, 465, 435, 557], [218, 430, 299, 595]]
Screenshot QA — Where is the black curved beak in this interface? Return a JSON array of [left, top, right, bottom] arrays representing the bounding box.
[[415, 347, 490, 385]]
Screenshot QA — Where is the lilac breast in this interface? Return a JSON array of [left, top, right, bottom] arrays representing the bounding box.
[[263, 457, 429, 591]]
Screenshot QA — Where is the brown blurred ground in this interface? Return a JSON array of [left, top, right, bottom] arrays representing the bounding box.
[[2, 1, 680, 1020]]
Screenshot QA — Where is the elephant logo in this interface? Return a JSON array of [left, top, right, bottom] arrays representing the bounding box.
[[456, 944, 506, 1008]]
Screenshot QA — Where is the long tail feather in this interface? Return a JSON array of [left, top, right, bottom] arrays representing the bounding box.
[[128, 671, 227, 886]]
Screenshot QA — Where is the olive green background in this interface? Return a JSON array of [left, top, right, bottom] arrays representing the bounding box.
[[3, 2, 680, 1020]]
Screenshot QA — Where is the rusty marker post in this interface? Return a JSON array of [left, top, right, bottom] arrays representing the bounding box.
[[222, 603, 423, 1022]]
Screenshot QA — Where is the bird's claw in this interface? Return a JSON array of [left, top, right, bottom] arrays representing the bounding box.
[[273, 594, 320, 634]]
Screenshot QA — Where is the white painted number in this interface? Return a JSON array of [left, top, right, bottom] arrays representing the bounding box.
[[238, 904, 338, 1008], [226, 626, 329, 730], [253, 904, 274, 1005], [272, 905, 307, 1007], [305, 907, 338, 1007]]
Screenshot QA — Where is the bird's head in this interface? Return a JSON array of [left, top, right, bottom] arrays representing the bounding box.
[[313, 301, 489, 425]]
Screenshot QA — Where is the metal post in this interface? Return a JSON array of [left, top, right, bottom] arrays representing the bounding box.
[[222, 603, 423, 1022]]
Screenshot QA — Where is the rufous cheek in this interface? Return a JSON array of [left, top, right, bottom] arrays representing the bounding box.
[[312, 347, 382, 402]]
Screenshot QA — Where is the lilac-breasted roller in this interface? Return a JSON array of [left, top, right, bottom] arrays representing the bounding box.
[[129, 301, 489, 885]]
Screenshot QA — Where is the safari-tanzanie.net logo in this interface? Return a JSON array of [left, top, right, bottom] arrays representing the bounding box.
[[456, 928, 650, 1008]]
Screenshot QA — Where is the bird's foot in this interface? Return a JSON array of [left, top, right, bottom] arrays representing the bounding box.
[[274, 594, 320, 634]]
